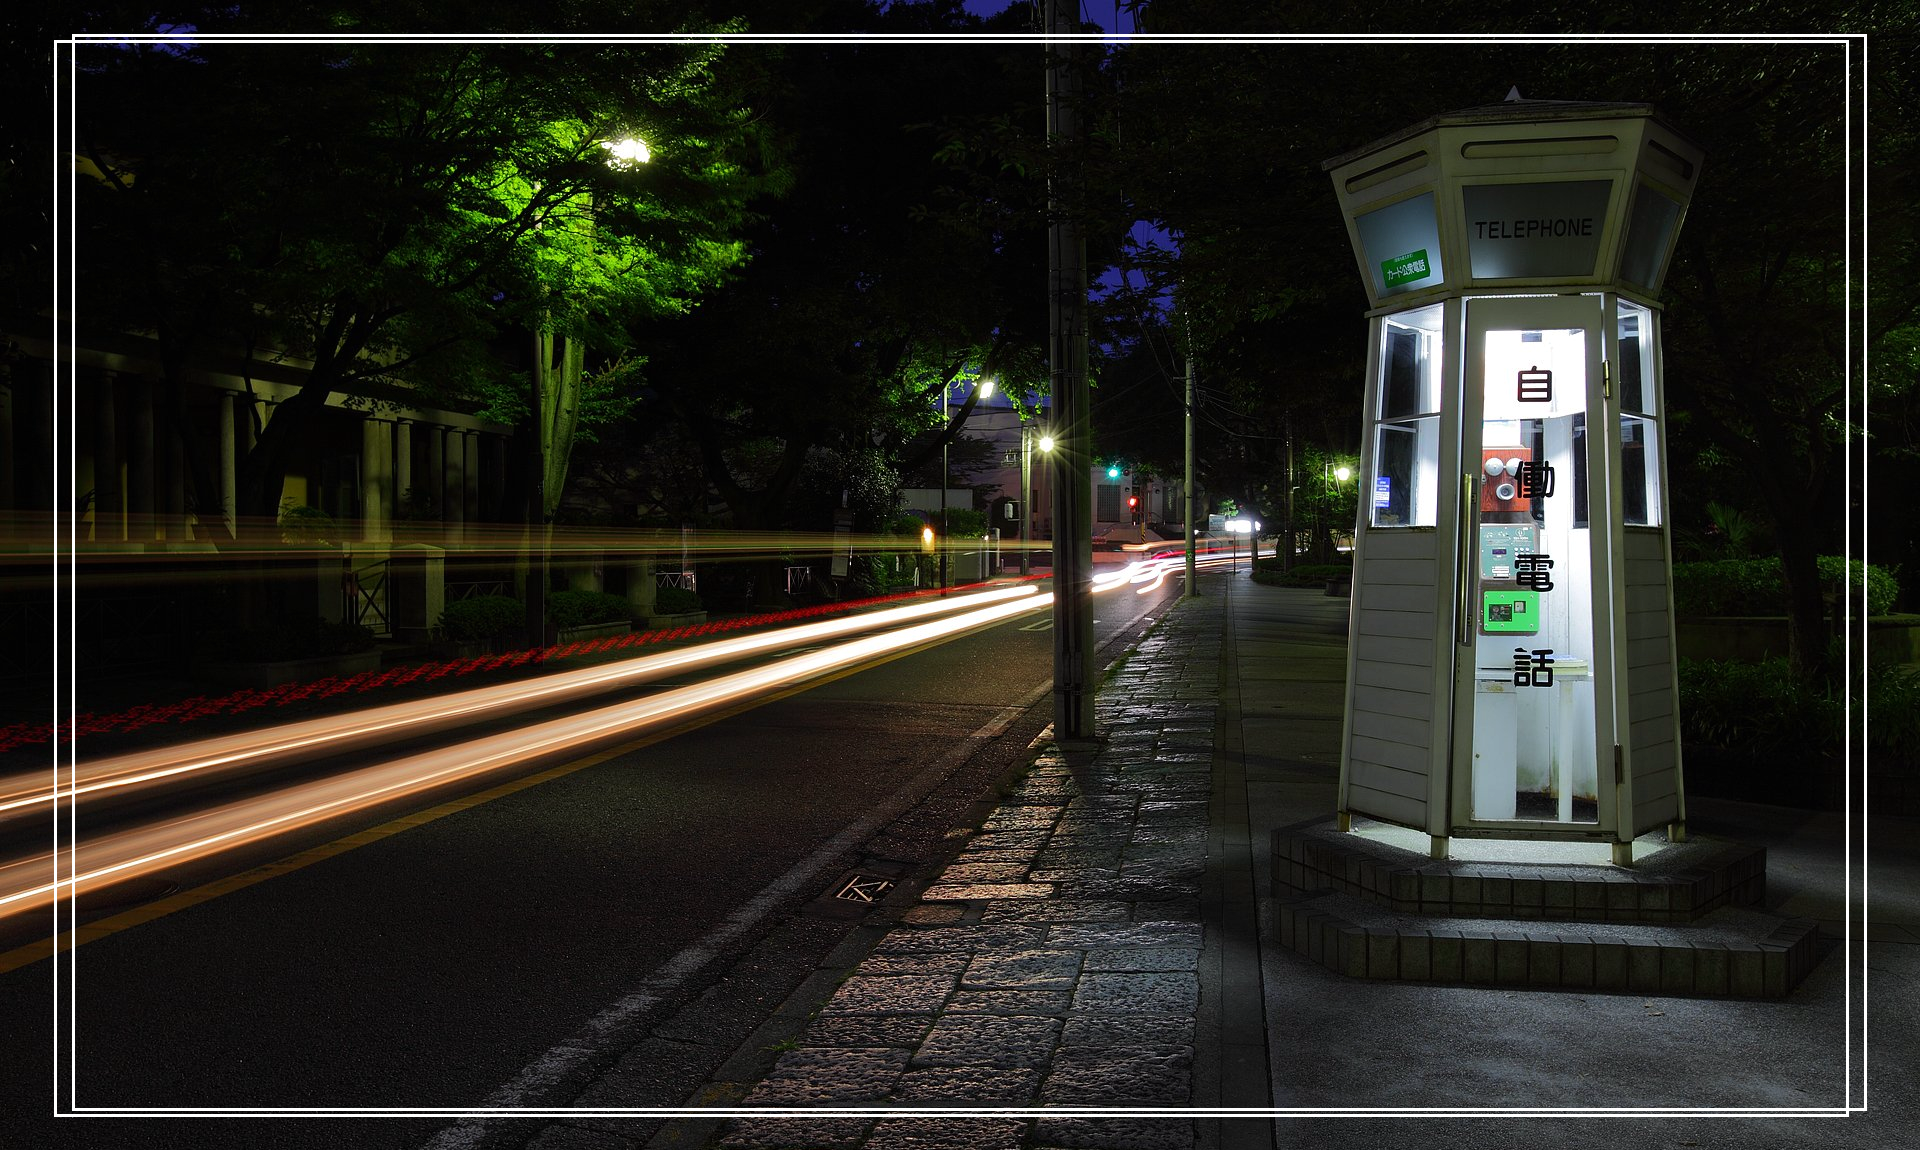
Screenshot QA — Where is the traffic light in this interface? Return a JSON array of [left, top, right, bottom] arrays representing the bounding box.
[[1127, 494, 1140, 524], [1107, 464, 1121, 479]]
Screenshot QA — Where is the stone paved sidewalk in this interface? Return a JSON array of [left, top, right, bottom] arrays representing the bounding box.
[[707, 591, 1227, 1150]]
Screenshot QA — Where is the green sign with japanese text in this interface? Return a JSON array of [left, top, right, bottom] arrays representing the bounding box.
[[1381, 249, 1432, 288]]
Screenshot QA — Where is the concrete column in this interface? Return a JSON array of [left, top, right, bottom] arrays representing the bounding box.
[[361, 417, 392, 544], [425, 423, 445, 520], [444, 427, 466, 545], [164, 412, 187, 540], [127, 377, 156, 543], [622, 556, 658, 615], [394, 419, 413, 512], [462, 430, 480, 533], [219, 391, 239, 540], [94, 371, 121, 541]]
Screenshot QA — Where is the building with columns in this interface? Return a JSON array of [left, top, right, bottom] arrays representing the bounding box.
[[2, 327, 517, 665]]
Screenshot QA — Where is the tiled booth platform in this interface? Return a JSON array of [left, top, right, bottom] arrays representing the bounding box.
[[1270, 818, 1821, 998]]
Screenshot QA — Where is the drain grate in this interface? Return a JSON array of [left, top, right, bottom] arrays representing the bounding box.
[[833, 875, 896, 903]]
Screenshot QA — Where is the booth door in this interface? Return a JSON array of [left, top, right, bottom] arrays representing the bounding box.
[[1451, 295, 1615, 835]]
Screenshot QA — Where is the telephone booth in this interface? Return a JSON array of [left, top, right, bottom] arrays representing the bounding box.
[[1325, 99, 1704, 863]]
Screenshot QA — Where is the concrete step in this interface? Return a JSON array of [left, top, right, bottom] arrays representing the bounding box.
[[1270, 889, 1820, 998]]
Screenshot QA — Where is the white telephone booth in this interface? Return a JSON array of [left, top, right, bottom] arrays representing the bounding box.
[[1325, 99, 1704, 863]]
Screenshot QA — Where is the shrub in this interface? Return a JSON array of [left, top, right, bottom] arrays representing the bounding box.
[[546, 589, 634, 629], [654, 585, 703, 615], [437, 595, 525, 642], [1251, 559, 1351, 588], [1677, 657, 1842, 758], [1868, 666, 1920, 763], [1672, 556, 1898, 617], [945, 507, 990, 537], [277, 502, 338, 545]]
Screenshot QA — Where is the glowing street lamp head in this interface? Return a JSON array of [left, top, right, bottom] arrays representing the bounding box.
[[978, 378, 995, 399], [1334, 465, 1353, 483], [1038, 435, 1055, 452], [601, 136, 652, 168]]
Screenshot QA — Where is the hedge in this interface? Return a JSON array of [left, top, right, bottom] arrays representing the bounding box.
[[654, 585, 703, 615], [1672, 556, 1898, 617], [436, 595, 525, 641], [546, 589, 634, 628]]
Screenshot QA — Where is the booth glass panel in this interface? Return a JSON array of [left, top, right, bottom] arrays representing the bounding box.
[[1468, 320, 1599, 825], [1617, 301, 1662, 526], [1371, 303, 1443, 528]]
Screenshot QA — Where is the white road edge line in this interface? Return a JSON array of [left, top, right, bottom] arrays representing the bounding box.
[[419, 678, 1052, 1147]]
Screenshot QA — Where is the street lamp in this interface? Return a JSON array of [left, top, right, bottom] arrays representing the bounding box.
[[1021, 422, 1053, 577], [600, 136, 652, 168]]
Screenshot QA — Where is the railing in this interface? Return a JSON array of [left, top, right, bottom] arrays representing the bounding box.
[[785, 566, 813, 596], [445, 579, 507, 601], [656, 570, 697, 592], [345, 560, 390, 637]]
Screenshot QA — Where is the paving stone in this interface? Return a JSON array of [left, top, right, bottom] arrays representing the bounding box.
[[1081, 946, 1201, 972], [1059, 877, 1197, 903], [923, 883, 1058, 901], [912, 1013, 1063, 1068], [891, 1063, 1044, 1104], [982, 899, 1131, 924], [1061, 1014, 1195, 1048], [803, 1015, 936, 1048], [717, 1117, 871, 1149], [983, 808, 1064, 831], [859, 953, 969, 977], [962, 948, 1084, 990], [865, 1118, 1030, 1150], [1119, 857, 1208, 881], [965, 830, 1054, 851], [1029, 866, 1123, 883], [742, 1047, 910, 1104], [938, 860, 1036, 883], [1127, 828, 1207, 847], [1048, 922, 1203, 949], [875, 925, 1049, 954], [1040, 1044, 1194, 1104], [1132, 899, 1202, 923], [945, 988, 1074, 1015], [901, 904, 966, 925], [822, 974, 956, 1015], [1071, 972, 1200, 1014]]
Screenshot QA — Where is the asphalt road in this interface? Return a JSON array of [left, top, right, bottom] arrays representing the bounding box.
[[0, 578, 1179, 1148]]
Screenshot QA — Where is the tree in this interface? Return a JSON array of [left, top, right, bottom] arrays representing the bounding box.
[[631, 1, 1058, 602], [70, 8, 772, 547]]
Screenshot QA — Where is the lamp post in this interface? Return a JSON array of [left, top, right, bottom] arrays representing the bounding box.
[[526, 133, 651, 653], [1024, 428, 1055, 576]]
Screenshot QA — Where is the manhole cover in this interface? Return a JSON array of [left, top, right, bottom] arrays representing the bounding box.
[[833, 875, 896, 903]]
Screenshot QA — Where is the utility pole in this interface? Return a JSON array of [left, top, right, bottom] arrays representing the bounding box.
[[1046, 0, 1095, 741], [1183, 317, 1197, 599]]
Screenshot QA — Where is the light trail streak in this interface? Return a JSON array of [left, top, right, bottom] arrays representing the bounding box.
[[4, 555, 1234, 921], [0, 585, 1042, 822], [5, 591, 1054, 920]]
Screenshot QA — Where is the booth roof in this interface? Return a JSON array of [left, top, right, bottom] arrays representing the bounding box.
[[1321, 96, 1697, 172]]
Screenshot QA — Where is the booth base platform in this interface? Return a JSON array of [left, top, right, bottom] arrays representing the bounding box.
[[1269, 817, 1822, 998]]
